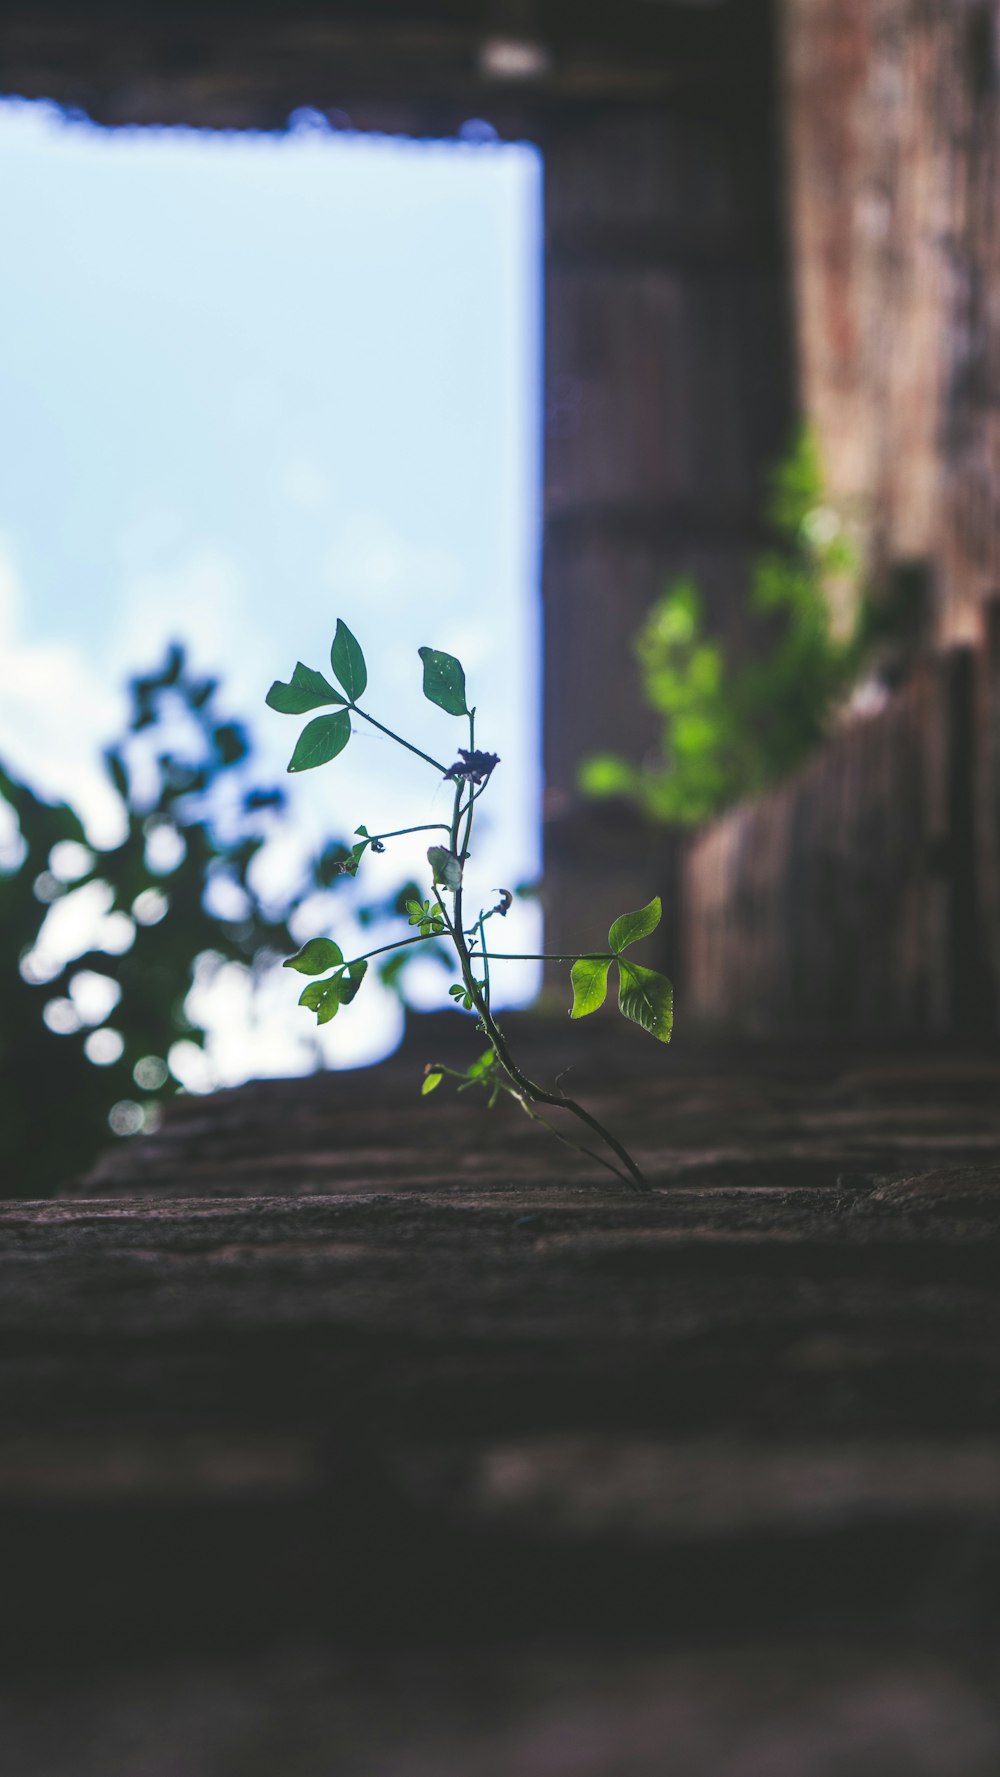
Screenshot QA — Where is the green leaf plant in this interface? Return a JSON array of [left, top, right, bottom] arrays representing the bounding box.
[[579, 429, 870, 825], [268, 621, 674, 1191]]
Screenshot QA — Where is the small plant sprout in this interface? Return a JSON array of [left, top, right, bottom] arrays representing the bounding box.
[[267, 621, 673, 1190]]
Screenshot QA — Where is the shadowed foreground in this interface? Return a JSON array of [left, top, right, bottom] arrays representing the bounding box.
[[2, 1015, 1000, 1773]]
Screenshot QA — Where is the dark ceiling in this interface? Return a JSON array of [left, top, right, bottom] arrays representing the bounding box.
[[0, 0, 762, 136]]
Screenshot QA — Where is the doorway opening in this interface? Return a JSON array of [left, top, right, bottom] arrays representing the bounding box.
[[0, 99, 542, 1082]]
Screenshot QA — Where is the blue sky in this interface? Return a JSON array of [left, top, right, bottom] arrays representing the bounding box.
[[0, 100, 542, 1081]]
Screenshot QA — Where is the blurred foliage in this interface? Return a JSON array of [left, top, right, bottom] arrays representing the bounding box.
[[579, 430, 871, 825], [0, 645, 421, 1198]]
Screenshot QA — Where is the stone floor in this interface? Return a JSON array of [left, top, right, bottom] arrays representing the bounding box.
[[2, 1014, 1000, 1773]]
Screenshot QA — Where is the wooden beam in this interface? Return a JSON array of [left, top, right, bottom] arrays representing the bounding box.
[[0, 2, 745, 131]]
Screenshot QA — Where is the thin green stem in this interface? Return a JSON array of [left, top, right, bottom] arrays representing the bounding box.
[[502, 1088, 643, 1188], [285, 641, 652, 1193], [424, 1064, 640, 1187], [367, 822, 451, 842], [477, 911, 492, 1012], [453, 784, 488, 851], [469, 951, 612, 963], [344, 694, 646, 1189], [351, 704, 447, 774], [448, 834, 646, 1191], [344, 931, 438, 969], [449, 789, 463, 855], [458, 708, 477, 860]]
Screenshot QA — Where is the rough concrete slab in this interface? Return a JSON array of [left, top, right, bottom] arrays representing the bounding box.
[[3, 1022, 1000, 1772]]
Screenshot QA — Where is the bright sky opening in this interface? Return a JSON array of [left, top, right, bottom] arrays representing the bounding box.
[[0, 99, 542, 1086]]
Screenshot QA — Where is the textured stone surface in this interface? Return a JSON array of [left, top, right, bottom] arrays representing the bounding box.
[[3, 1020, 1000, 1772]]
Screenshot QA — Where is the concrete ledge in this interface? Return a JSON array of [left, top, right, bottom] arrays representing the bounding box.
[[3, 1035, 1000, 1771]]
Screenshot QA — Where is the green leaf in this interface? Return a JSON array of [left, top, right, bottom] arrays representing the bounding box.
[[467, 1048, 496, 1079], [266, 662, 346, 715], [338, 958, 368, 1005], [608, 896, 662, 955], [298, 976, 345, 1025], [343, 828, 374, 876], [569, 956, 611, 1019], [418, 647, 468, 717], [297, 958, 367, 1025], [330, 620, 367, 702], [342, 838, 369, 877], [448, 979, 478, 1011], [287, 710, 352, 773], [617, 960, 673, 1043], [283, 937, 344, 976], [405, 896, 445, 935], [422, 1071, 443, 1096], [427, 845, 463, 891]]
